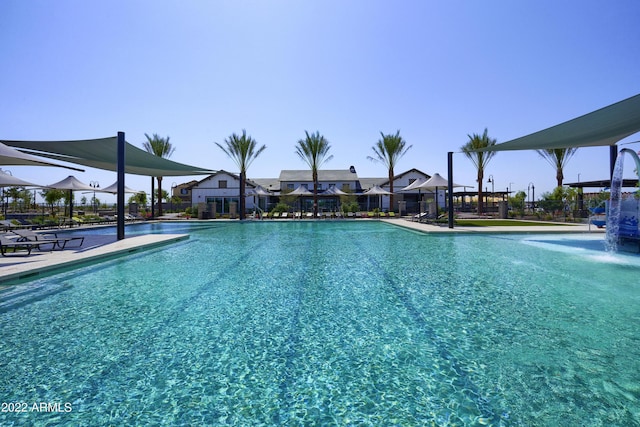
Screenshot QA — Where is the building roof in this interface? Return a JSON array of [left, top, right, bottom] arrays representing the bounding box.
[[279, 169, 358, 182], [376, 168, 431, 186]]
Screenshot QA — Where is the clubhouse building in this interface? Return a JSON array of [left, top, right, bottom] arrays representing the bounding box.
[[179, 166, 444, 216]]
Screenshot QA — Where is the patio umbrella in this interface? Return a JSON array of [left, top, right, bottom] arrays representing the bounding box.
[[0, 169, 42, 187], [416, 173, 465, 214], [323, 185, 348, 212], [285, 186, 313, 214], [247, 185, 272, 216], [400, 178, 427, 214], [0, 170, 45, 216], [99, 181, 142, 194], [362, 185, 393, 211], [47, 176, 95, 222]]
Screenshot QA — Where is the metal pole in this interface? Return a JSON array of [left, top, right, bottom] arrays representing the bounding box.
[[447, 151, 454, 228], [117, 132, 125, 240]]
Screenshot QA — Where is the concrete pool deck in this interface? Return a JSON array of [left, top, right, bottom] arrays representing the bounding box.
[[0, 219, 604, 284], [0, 233, 189, 284]]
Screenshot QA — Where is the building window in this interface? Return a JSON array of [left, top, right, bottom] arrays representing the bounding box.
[[342, 184, 350, 191], [287, 183, 295, 190], [409, 178, 416, 185], [317, 184, 322, 191], [219, 180, 227, 189]]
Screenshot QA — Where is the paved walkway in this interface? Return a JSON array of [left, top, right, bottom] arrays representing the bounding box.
[[387, 218, 606, 234], [0, 233, 189, 284], [0, 218, 605, 285]]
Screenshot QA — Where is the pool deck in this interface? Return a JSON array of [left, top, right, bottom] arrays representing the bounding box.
[[388, 218, 606, 234], [0, 218, 604, 284], [0, 233, 189, 284]]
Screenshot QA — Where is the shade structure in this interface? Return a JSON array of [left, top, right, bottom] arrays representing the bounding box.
[[100, 181, 141, 194], [2, 137, 215, 176], [287, 185, 313, 196], [400, 178, 427, 215], [47, 175, 95, 191], [479, 93, 640, 152], [0, 142, 83, 171], [399, 178, 427, 192], [417, 173, 466, 214], [323, 185, 348, 196], [47, 176, 95, 223], [0, 170, 42, 187], [246, 185, 272, 196], [362, 185, 392, 211], [362, 185, 393, 195]]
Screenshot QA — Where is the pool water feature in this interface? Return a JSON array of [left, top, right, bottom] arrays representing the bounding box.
[[1, 222, 639, 426]]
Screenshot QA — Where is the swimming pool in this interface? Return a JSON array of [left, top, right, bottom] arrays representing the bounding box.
[[1, 221, 639, 426]]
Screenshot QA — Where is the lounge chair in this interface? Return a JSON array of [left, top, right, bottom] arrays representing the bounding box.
[[281, 212, 288, 218], [0, 235, 38, 257], [11, 229, 85, 250]]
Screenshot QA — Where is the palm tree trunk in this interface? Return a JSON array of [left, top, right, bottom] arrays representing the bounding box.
[[556, 169, 563, 187], [477, 170, 484, 215], [239, 171, 246, 220], [157, 176, 163, 217], [313, 170, 318, 216], [388, 169, 394, 211]]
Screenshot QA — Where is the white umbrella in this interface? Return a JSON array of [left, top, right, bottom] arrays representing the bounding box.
[[284, 186, 313, 214], [287, 185, 313, 196], [0, 170, 42, 187], [416, 173, 466, 213], [400, 178, 427, 215], [362, 185, 393, 211], [100, 181, 142, 194], [323, 185, 348, 196], [47, 176, 95, 222], [247, 185, 272, 217]]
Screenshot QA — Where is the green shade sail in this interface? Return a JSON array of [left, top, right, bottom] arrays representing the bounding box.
[[480, 93, 640, 152]]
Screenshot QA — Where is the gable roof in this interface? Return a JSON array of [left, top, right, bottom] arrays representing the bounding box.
[[377, 168, 431, 186], [279, 169, 359, 182]]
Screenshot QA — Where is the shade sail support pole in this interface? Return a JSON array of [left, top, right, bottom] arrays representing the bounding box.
[[117, 131, 125, 240], [448, 151, 454, 229]]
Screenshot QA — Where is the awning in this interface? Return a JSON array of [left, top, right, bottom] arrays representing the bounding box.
[[1, 136, 215, 176], [480, 94, 640, 152]]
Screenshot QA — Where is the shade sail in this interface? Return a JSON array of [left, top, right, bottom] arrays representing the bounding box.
[[1, 137, 215, 176], [480, 93, 640, 152], [0, 142, 84, 171]]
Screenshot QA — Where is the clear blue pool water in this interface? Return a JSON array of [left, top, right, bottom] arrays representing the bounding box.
[[1, 221, 640, 426]]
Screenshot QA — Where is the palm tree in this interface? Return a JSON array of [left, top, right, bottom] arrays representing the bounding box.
[[367, 130, 412, 211], [216, 130, 266, 220], [142, 133, 175, 217], [536, 148, 578, 187], [295, 131, 333, 217], [461, 128, 497, 215]]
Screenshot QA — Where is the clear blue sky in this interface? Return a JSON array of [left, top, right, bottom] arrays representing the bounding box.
[[1, 0, 639, 203]]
